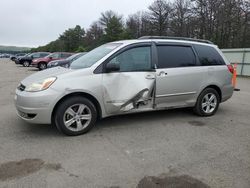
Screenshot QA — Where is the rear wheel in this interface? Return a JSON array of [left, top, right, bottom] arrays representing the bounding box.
[[38, 62, 47, 70], [194, 88, 220, 116], [54, 97, 97, 136], [23, 61, 30, 67]]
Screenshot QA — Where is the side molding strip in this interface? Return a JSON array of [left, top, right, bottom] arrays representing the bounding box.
[[156, 91, 196, 98]]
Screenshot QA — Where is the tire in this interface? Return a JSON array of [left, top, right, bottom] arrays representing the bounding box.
[[38, 62, 47, 70], [54, 97, 97, 136], [193, 88, 220, 116], [23, 61, 30, 67]]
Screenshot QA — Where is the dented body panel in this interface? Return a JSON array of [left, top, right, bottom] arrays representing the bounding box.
[[102, 72, 156, 114]]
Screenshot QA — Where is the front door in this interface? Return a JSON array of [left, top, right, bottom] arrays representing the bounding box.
[[102, 45, 156, 115]]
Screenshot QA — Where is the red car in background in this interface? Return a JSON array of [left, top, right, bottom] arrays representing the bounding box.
[[31, 52, 74, 70]]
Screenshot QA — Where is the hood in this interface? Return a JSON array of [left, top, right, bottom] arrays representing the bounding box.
[[21, 66, 73, 86]]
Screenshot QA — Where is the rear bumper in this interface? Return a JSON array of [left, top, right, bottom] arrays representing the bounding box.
[[221, 84, 234, 102]]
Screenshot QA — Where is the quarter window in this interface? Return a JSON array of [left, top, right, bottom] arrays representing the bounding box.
[[107, 46, 152, 72], [194, 45, 225, 66], [157, 46, 196, 68]]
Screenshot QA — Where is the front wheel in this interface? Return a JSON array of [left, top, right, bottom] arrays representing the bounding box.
[[23, 61, 30, 67], [54, 97, 97, 136], [194, 88, 220, 116]]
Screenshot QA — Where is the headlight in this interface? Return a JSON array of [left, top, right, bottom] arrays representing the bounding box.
[[25, 77, 57, 92], [54, 62, 58, 66]]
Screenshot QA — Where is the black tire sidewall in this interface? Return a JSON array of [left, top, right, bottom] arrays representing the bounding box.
[[195, 88, 220, 116], [54, 97, 97, 136], [39, 63, 46, 70], [23, 61, 30, 67]]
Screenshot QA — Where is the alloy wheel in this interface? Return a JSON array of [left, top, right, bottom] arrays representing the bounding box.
[[23, 61, 29, 67], [63, 104, 92, 132], [201, 93, 217, 113]]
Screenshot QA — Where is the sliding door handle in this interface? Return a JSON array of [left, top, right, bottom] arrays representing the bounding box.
[[157, 71, 167, 76]]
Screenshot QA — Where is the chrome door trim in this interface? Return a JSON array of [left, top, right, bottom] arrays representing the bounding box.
[[155, 91, 197, 98]]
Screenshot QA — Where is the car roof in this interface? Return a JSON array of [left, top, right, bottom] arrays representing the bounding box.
[[51, 52, 74, 54], [111, 38, 217, 48]]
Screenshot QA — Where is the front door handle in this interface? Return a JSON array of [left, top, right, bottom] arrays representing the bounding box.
[[145, 74, 155, 80]]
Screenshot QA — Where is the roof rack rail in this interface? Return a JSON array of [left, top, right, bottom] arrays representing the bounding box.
[[138, 36, 214, 44]]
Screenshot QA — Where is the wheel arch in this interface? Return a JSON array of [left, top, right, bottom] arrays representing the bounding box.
[[202, 85, 222, 102], [38, 61, 47, 65], [51, 92, 102, 124]]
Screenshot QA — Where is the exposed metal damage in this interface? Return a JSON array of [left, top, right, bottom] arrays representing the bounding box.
[[103, 72, 156, 114]]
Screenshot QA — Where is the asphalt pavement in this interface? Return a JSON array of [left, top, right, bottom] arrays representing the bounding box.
[[0, 59, 249, 188]]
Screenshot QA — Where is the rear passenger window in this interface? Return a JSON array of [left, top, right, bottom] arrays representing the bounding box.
[[157, 46, 196, 68], [194, 45, 225, 66]]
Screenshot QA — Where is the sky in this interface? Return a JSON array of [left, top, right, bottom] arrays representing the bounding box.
[[0, 0, 154, 47]]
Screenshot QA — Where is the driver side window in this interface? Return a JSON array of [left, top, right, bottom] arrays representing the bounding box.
[[107, 46, 152, 72]]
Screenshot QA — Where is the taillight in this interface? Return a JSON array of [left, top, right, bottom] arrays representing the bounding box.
[[227, 64, 234, 74]]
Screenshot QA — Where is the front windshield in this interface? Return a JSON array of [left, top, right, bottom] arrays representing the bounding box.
[[24, 53, 31, 57], [70, 43, 122, 69], [46, 53, 53, 58], [26, 53, 33, 57]]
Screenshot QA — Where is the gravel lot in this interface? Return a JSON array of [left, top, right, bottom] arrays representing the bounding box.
[[0, 58, 250, 188]]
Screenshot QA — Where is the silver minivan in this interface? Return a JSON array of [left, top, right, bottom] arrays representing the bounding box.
[[15, 37, 234, 135]]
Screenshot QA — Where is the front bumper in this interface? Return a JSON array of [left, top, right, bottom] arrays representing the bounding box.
[[14, 60, 20, 64], [14, 88, 61, 124]]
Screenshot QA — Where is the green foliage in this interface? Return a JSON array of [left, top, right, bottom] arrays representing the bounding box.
[[102, 16, 124, 42], [76, 46, 86, 52], [59, 25, 85, 52], [32, 25, 85, 52], [0, 45, 30, 53], [32, 0, 250, 52]]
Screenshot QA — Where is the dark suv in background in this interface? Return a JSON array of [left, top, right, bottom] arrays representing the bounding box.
[[10, 53, 27, 61], [31, 52, 73, 70], [16, 52, 50, 67]]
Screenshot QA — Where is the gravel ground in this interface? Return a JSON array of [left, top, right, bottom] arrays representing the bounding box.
[[0, 58, 250, 188]]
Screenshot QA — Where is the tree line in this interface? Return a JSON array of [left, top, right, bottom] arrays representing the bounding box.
[[32, 0, 250, 52]]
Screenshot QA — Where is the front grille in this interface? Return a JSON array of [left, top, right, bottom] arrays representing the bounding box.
[[17, 84, 26, 91]]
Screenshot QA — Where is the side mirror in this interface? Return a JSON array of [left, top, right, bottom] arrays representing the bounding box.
[[49, 56, 53, 59], [106, 62, 120, 73], [30, 55, 33, 59]]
